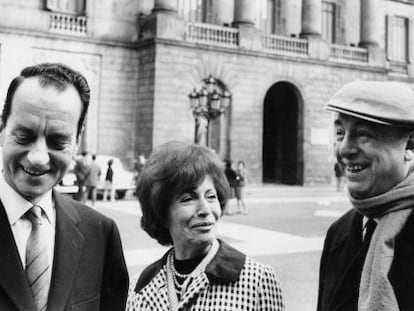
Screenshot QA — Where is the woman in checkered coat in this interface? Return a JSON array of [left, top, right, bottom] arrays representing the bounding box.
[[126, 141, 284, 311]]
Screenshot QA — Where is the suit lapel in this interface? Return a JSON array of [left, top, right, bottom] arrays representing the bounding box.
[[47, 192, 85, 311], [0, 201, 35, 311]]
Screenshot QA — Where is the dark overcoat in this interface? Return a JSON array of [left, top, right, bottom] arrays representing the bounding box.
[[317, 208, 414, 311]]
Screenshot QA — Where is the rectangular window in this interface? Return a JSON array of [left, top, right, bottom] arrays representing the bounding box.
[[265, 0, 276, 34], [256, 0, 283, 34], [322, 1, 335, 43], [274, 0, 283, 34], [46, 0, 86, 15], [178, 0, 203, 22], [387, 16, 409, 62], [202, 0, 214, 23]]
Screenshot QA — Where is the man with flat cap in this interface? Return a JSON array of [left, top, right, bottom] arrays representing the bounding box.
[[317, 81, 414, 311]]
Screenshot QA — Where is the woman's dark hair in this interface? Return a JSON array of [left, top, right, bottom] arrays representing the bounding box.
[[137, 141, 230, 246], [2, 63, 90, 139]]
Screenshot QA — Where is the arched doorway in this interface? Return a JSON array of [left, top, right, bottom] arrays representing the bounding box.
[[262, 81, 304, 185]]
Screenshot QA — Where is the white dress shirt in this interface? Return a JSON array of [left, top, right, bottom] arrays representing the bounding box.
[[0, 173, 56, 268]]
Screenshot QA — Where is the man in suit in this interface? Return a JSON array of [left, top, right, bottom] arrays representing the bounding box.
[[317, 81, 414, 311], [0, 63, 129, 310]]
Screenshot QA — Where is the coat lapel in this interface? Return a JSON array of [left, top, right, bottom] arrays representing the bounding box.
[[47, 192, 85, 311], [328, 211, 367, 310], [0, 201, 35, 311], [388, 211, 414, 305], [178, 273, 209, 310], [142, 269, 170, 310]]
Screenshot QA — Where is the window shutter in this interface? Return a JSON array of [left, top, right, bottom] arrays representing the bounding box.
[[409, 18, 414, 63], [385, 14, 393, 61], [335, 4, 342, 44]]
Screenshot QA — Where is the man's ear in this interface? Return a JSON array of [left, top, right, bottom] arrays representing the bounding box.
[[0, 122, 5, 146], [404, 131, 414, 161], [74, 125, 85, 151]]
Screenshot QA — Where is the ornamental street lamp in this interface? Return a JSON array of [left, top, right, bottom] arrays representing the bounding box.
[[188, 74, 232, 146]]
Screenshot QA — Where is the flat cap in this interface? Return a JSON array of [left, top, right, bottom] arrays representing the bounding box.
[[326, 80, 414, 128]]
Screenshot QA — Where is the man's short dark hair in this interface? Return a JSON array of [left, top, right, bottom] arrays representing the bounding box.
[[137, 141, 230, 246], [2, 63, 90, 139]]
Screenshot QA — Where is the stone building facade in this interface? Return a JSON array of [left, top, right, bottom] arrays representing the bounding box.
[[0, 0, 414, 184]]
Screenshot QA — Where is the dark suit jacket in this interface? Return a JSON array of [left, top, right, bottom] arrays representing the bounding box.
[[0, 191, 129, 311], [317, 208, 414, 311]]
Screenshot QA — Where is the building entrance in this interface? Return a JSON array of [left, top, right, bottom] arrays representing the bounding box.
[[262, 81, 303, 185]]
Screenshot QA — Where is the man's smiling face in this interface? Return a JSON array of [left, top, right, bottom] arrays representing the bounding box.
[[334, 113, 411, 199], [1, 77, 81, 203]]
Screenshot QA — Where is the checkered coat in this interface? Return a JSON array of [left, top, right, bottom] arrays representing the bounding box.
[[126, 240, 284, 310]]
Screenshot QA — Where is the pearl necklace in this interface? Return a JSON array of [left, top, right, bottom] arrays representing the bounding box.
[[165, 240, 220, 310], [169, 257, 190, 294]]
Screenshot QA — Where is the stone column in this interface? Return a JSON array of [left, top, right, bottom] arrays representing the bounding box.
[[359, 0, 380, 47], [300, 0, 322, 38], [232, 0, 261, 50], [232, 0, 255, 26], [300, 0, 329, 60], [153, 0, 178, 13], [359, 0, 386, 66], [140, 0, 184, 40]]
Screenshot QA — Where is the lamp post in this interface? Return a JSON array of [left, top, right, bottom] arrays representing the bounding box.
[[188, 74, 232, 147]]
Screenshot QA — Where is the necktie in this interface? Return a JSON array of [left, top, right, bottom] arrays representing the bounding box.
[[364, 218, 377, 244], [26, 205, 50, 311]]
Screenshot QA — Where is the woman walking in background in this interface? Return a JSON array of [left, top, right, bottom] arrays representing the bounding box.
[[235, 160, 248, 214], [103, 159, 116, 201], [127, 141, 284, 310]]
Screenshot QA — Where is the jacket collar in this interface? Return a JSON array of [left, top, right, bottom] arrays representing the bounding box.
[[135, 239, 246, 293], [0, 200, 35, 310], [205, 239, 245, 283]]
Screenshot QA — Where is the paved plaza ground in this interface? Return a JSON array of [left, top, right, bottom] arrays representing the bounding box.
[[92, 184, 350, 311]]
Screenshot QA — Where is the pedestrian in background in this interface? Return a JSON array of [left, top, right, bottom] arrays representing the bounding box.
[[74, 151, 89, 202], [318, 81, 414, 311], [334, 160, 344, 191], [224, 159, 237, 215], [85, 154, 101, 207], [127, 141, 284, 310], [235, 160, 248, 214], [133, 154, 146, 187], [103, 159, 115, 202]]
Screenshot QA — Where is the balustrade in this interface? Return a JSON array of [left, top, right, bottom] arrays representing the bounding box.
[[262, 34, 308, 56], [330, 44, 368, 64], [185, 22, 239, 47], [49, 12, 87, 36]]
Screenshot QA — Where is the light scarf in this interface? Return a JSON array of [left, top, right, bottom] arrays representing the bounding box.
[[348, 172, 414, 311]]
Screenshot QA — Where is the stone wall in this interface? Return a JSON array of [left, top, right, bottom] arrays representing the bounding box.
[[148, 40, 401, 184], [0, 30, 139, 168]]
